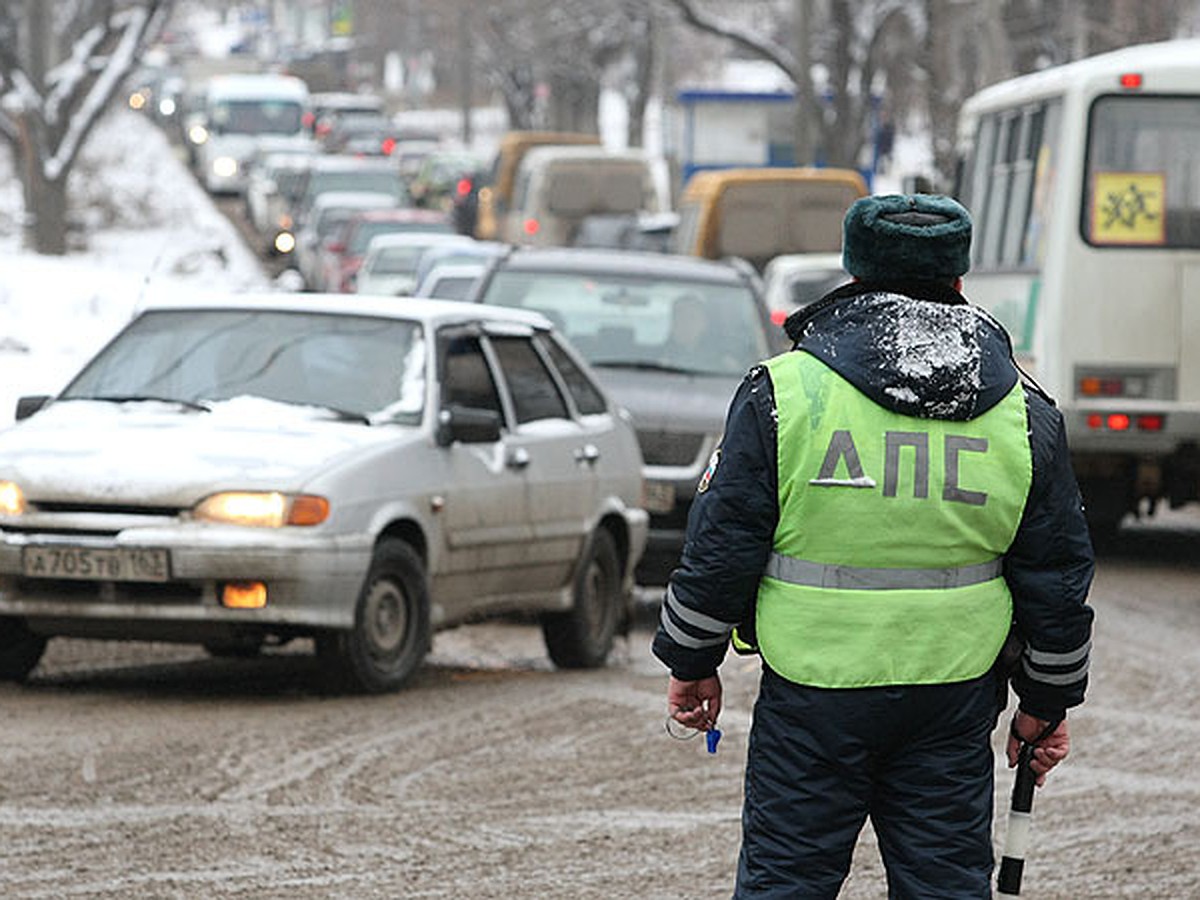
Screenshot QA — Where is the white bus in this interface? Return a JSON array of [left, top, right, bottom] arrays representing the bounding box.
[[195, 73, 312, 195], [954, 38, 1200, 538]]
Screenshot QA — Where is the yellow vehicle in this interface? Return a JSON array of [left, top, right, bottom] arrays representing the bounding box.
[[475, 131, 601, 240], [671, 167, 867, 270]]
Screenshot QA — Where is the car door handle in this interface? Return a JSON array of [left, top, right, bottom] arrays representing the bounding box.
[[506, 447, 530, 470], [573, 444, 600, 466]]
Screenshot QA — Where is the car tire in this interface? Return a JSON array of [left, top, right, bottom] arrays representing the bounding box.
[[322, 539, 431, 693], [541, 528, 621, 669], [0, 617, 47, 682]]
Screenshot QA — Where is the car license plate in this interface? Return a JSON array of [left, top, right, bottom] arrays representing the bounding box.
[[21, 546, 170, 583], [643, 480, 676, 514]]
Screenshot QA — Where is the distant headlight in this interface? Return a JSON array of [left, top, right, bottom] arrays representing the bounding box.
[[274, 231, 296, 254], [188, 124, 209, 145], [0, 481, 26, 516], [211, 156, 239, 178], [193, 492, 330, 527], [158, 97, 177, 117]]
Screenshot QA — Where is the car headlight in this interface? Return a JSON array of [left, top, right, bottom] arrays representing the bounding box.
[[0, 481, 26, 516], [188, 124, 209, 145], [212, 156, 239, 178], [193, 492, 329, 527]]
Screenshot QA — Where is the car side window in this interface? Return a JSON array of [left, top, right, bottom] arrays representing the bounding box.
[[441, 334, 503, 418], [489, 335, 570, 424], [539, 335, 607, 415]]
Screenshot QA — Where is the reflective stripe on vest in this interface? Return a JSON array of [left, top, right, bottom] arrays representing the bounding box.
[[765, 554, 1003, 591], [756, 350, 1032, 689]]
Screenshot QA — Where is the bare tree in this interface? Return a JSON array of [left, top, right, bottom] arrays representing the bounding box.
[[0, 0, 170, 255], [660, 0, 923, 171]]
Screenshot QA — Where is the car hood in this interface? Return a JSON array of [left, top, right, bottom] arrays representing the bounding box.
[[591, 367, 741, 434], [0, 398, 414, 507]]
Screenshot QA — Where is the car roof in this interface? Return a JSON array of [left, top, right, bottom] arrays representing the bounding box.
[[139, 291, 554, 331], [518, 146, 656, 166], [764, 252, 846, 277], [486, 247, 749, 284], [308, 155, 402, 173], [206, 74, 308, 102], [348, 208, 450, 224], [426, 263, 487, 282], [364, 232, 475, 252], [310, 191, 399, 211]]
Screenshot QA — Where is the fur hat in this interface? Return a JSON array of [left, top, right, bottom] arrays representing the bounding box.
[[842, 194, 972, 282]]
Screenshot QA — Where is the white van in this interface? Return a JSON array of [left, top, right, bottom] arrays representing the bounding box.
[[196, 74, 312, 195], [503, 147, 666, 247]]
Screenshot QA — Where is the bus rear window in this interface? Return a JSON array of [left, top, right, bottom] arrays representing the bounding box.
[[1085, 95, 1200, 248]]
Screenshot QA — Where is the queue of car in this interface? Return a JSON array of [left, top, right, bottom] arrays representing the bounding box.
[[2, 70, 867, 690]]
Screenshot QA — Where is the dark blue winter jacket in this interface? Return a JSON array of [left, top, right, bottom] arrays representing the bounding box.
[[652, 279, 1095, 721]]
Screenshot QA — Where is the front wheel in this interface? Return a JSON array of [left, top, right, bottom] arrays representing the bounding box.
[[542, 529, 622, 669], [320, 540, 431, 693], [0, 617, 47, 682]]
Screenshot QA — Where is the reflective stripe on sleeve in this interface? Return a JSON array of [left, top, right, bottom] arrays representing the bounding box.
[[765, 552, 1004, 591], [1026, 640, 1092, 667], [1021, 656, 1089, 685], [659, 585, 736, 649]]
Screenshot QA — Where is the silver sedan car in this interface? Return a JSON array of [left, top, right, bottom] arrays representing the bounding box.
[[0, 293, 647, 692]]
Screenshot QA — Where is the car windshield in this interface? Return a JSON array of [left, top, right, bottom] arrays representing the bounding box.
[[60, 309, 426, 423], [479, 270, 770, 377], [349, 220, 452, 254], [211, 99, 303, 135], [368, 246, 427, 274], [308, 170, 406, 204]]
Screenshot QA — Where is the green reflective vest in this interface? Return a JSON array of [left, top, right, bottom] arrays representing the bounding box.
[[755, 351, 1032, 688]]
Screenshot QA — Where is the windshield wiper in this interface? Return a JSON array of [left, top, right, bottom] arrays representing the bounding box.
[[311, 404, 372, 424], [590, 360, 697, 375], [63, 394, 212, 412]]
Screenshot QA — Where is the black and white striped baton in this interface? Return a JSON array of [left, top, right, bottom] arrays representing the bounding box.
[[997, 719, 1060, 896]]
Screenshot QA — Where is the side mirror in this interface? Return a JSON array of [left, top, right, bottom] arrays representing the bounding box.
[[15, 395, 51, 421], [436, 405, 502, 447]]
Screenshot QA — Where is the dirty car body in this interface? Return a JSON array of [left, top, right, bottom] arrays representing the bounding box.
[[0, 294, 647, 692], [471, 247, 781, 584]]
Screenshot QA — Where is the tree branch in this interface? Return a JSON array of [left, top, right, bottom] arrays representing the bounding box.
[[657, 0, 797, 81]]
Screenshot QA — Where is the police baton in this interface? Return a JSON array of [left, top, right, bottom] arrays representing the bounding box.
[[996, 718, 1060, 896]]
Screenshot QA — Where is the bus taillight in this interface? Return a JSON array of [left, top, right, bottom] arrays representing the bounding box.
[[1085, 412, 1164, 432], [1137, 414, 1164, 432], [1078, 374, 1148, 398], [1118, 72, 1143, 90]]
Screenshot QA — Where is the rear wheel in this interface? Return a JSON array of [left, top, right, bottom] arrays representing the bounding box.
[[0, 617, 47, 682], [542, 529, 622, 669], [321, 540, 431, 693]]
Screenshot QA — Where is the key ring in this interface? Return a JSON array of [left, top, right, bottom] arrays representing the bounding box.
[[665, 714, 701, 740]]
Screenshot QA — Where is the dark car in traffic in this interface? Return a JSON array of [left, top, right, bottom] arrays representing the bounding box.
[[471, 247, 784, 584]]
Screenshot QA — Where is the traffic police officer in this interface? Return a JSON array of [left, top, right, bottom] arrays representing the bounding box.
[[654, 194, 1095, 898]]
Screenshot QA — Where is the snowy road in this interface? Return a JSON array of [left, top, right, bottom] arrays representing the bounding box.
[[0, 511, 1197, 899]]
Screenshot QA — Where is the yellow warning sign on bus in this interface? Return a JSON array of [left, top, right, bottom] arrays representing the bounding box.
[[1091, 172, 1166, 245]]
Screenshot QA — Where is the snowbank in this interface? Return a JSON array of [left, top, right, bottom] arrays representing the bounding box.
[[0, 107, 268, 424]]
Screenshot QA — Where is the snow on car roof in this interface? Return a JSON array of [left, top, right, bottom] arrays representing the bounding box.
[[138, 290, 554, 331]]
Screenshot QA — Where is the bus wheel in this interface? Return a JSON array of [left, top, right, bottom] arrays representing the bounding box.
[[1079, 478, 1129, 547]]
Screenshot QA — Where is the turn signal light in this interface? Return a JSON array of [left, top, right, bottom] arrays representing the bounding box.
[[222, 581, 267, 609]]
